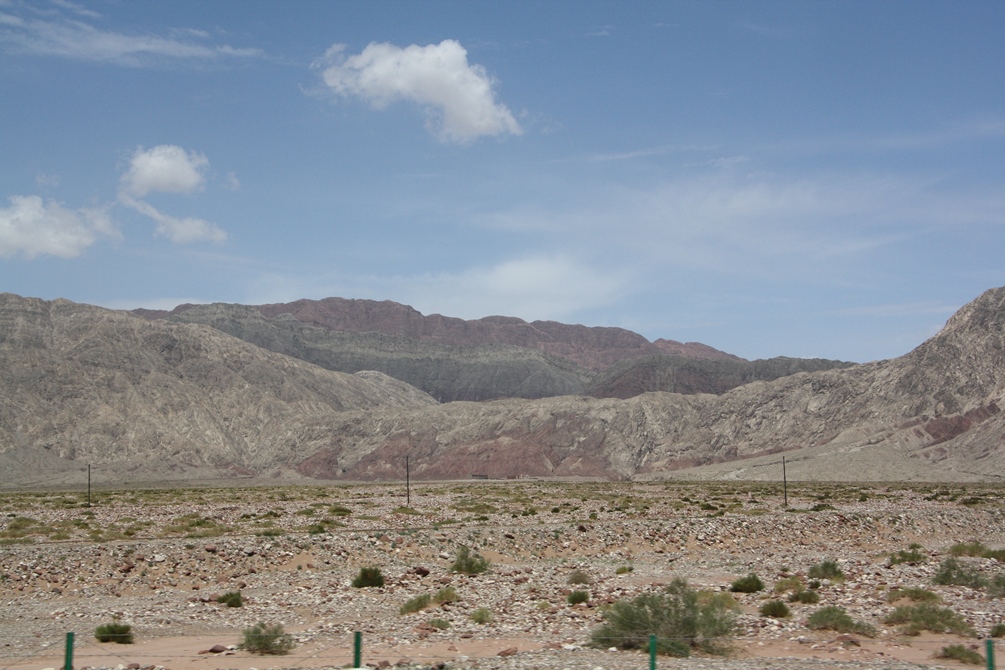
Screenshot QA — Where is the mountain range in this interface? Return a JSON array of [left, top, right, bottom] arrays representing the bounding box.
[[2, 287, 1004, 486]]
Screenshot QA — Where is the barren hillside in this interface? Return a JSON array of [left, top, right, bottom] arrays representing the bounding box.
[[3, 287, 1005, 484]]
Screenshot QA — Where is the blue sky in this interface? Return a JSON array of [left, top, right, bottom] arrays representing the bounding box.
[[2, 1, 1003, 363]]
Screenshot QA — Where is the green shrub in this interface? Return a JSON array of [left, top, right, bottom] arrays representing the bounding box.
[[241, 623, 293, 655], [434, 586, 459, 604], [789, 589, 820, 604], [615, 565, 634, 575], [884, 603, 974, 636], [568, 569, 591, 585], [938, 644, 983, 665], [428, 618, 450, 630], [808, 560, 844, 581], [567, 590, 590, 605], [933, 558, 988, 589], [328, 505, 351, 516], [806, 606, 875, 637], [988, 574, 1005, 598], [759, 600, 790, 618], [590, 577, 736, 656], [887, 587, 940, 603], [990, 623, 1005, 638], [352, 566, 385, 588], [450, 546, 489, 575], [217, 590, 244, 607], [94, 621, 133, 644], [470, 608, 493, 624], [400, 594, 431, 615], [949, 541, 987, 557], [888, 544, 926, 566], [730, 573, 764, 593]]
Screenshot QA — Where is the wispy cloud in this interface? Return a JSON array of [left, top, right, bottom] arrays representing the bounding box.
[[120, 195, 226, 244], [476, 169, 1004, 291], [396, 255, 626, 321], [246, 255, 628, 324], [0, 3, 262, 66], [315, 39, 522, 144], [584, 144, 715, 162]]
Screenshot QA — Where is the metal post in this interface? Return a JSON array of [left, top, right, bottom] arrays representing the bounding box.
[[987, 638, 995, 670], [87, 465, 91, 507], [649, 633, 656, 670], [782, 457, 788, 508], [353, 630, 361, 668], [406, 456, 410, 507], [64, 631, 74, 670]]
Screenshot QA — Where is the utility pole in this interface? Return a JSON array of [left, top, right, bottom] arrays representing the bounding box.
[[782, 457, 788, 508], [406, 456, 410, 507]]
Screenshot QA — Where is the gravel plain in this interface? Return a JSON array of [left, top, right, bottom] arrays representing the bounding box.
[[1, 480, 1004, 670]]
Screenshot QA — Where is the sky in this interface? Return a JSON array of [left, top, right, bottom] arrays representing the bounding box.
[[1, 1, 1004, 363]]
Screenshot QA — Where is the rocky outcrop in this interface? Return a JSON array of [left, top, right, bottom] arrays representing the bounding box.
[[161, 303, 592, 402], [137, 299, 836, 402], [139, 297, 740, 371], [585, 354, 853, 399]]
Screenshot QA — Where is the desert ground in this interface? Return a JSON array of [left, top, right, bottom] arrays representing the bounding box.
[[1, 479, 1004, 670]]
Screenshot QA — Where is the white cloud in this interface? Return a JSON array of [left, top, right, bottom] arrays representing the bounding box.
[[122, 145, 208, 197], [117, 145, 229, 244], [318, 39, 522, 143], [0, 195, 118, 259], [120, 195, 226, 244], [0, 9, 262, 66]]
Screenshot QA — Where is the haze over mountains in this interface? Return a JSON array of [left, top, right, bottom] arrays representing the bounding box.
[[2, 288, 1004, 486]]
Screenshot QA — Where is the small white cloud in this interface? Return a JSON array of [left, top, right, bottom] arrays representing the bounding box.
[[318, 39, 522, 143], [0, 194, 117, 259], [122, 145, 208, 197], [120, 195, 226, 244]]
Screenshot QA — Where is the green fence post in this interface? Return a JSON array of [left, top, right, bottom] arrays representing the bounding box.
[[63, 632, 74, 670], [353, 630, 362, 668], [987, 638, 995, 670], [649, 633, 656, 670]]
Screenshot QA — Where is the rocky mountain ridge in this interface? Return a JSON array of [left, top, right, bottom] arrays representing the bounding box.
[[3, 287, 1004, 484], [136, 298, 847, 402]]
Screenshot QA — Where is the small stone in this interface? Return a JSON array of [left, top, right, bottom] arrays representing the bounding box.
[[498, 647, 518, 657]]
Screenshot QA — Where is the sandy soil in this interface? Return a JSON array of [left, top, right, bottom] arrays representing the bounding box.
[[1, 480, 1003, 669]]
